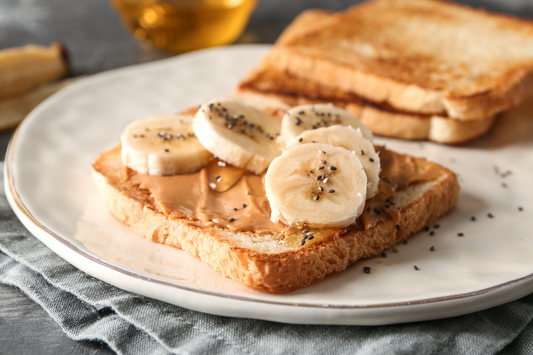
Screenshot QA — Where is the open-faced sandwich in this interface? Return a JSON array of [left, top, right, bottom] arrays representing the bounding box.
[[91, 99, 460, 293]]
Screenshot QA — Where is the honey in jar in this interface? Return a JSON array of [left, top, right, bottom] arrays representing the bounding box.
[[111, 0, 257, 53]]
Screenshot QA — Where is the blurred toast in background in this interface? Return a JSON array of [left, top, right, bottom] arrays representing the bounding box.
[[0, 43, 71, 130], [238, 0, 533, 143]]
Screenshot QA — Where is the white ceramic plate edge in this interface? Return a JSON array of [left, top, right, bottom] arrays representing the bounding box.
[[5, 45, 533, 325]]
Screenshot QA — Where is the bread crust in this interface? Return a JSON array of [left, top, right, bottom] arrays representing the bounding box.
[[91, 145, 460, 293], [235, 84, 495, 145]]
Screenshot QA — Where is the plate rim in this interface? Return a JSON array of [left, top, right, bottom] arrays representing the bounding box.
[[5, 44, 533, 324]]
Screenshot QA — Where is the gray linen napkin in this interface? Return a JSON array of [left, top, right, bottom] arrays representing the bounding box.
[[1, 162, 532, 355]]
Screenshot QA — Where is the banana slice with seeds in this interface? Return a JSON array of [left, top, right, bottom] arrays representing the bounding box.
[[193, 99, 281, 174], [121, 114, 211, 175], [289, 125, 381, 199], [265, 143, 367, 228], [278, 103, 373, 149]]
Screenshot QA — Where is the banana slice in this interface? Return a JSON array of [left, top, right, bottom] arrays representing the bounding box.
[[193, 99, 281, 174], [265, 143, 367, 228], [121, 114, 211, 175], [278, 103, 373, 149], [289, 125, 381, 199]]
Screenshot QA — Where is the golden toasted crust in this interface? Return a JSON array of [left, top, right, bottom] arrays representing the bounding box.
[[0, 42, 69, 99], [236, 67, 495, 144], [252, 1, 533, 120], [91, 144, 459, 293]]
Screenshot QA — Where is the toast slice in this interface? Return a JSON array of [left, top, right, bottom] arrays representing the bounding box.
[[260, 0, 533, 120], [236, 69, 495, 144], [236, 8, 496, 144], [91, 116, 460, 294]]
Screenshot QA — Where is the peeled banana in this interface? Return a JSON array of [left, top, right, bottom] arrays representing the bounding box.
[[278, 103, 373, 149], [289, 125, 381, 198], [265, 143, 367, 228], [121, 114, 211, 175], [193, 99, 281, 174]]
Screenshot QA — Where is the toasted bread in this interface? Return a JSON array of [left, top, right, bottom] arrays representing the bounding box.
[[236, 7, 496, 144], [236, 71, 495, 144], [91, 115, 460, 293], [0, 43, 69, 99], [249, 1, 533, 120]]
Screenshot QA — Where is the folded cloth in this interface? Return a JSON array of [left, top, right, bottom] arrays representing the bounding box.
[[0, 162, 532, 355]]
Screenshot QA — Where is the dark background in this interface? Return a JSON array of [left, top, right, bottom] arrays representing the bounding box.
[[0, 0, 531, 354]]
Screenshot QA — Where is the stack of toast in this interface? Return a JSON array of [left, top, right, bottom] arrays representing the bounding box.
[[237, 0, 533, 144]]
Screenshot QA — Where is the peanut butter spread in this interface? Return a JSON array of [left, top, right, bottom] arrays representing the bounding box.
[[129, 146, 442, 244]]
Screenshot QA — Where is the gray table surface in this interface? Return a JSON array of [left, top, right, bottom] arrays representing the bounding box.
[[1, 0, 533, 354]]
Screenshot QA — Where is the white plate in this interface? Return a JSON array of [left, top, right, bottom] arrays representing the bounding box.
[[5, 44, 533, 325]]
